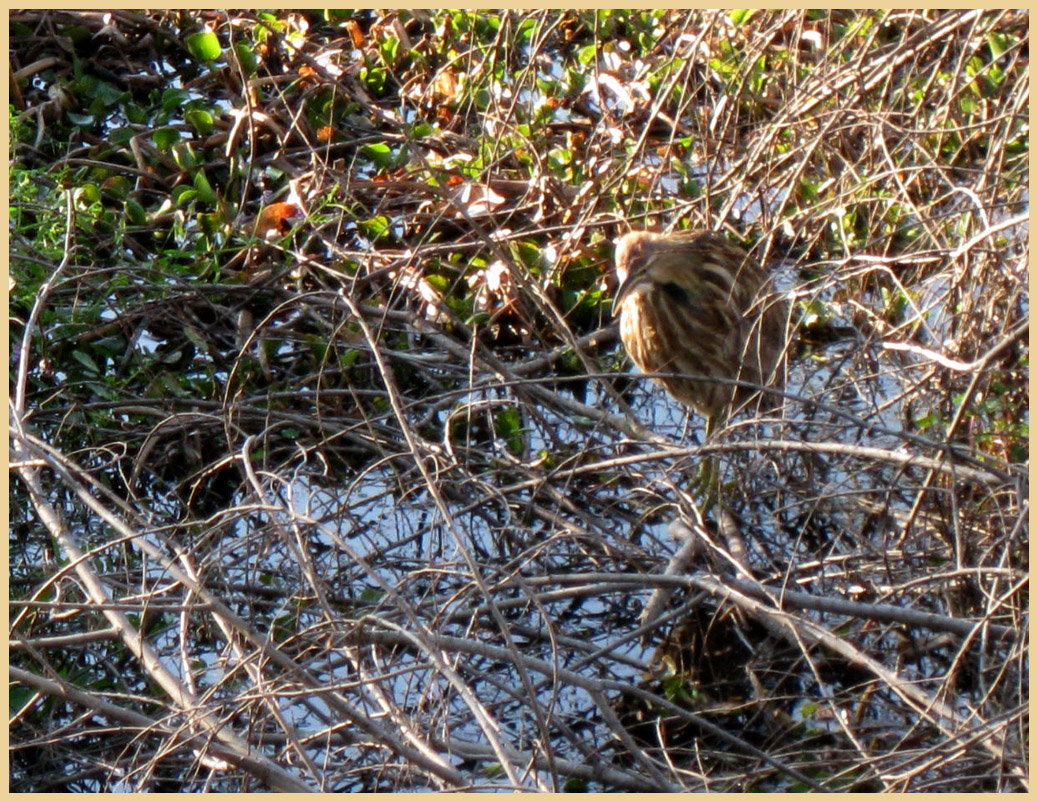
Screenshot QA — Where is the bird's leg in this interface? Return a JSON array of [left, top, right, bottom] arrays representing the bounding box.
[[691, 414, 721, 512]]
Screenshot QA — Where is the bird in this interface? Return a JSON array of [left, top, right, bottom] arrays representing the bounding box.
[[614, 229, 788, 626], [612, 229, 788, 437]]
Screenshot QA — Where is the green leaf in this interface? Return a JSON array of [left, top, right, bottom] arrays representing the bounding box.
[[124, 103, 148, 125], [101, 176, 131, 200], [512, 240, 541, 271], [576, 43, 597, 66], [359, 214, 392, 241], [172, 142, 198, 170], [193, 171, 218, 204], [160, 89, 189, 115], [799, 299, 831, 328], [234, 41, 259, 74], [380, 34, 400, 65], [360, 587, 384, 603], [173, 186, 198, 206], [473, 87, 492, 110], [185, 108, 213, 136], [153, 126, 182, 150], [914, 411, 938, 431], [548, 147, 572, 170], [125, 199, 147, 226], [729, 9, 755, 25], [84, 381, 120, 401], [197, 211, 227, 236], [465, 311, 491, 327], [185, 30, 222, 62], [494, 406, 525, 456], [359, 65, 387, 93], [72, 350, 100, 375], [108, 126, 135, 147], [424, 273, 449, 292], [988, 31, 1012, 58], [361, 142, 394, 169], [77, 184, 102, 205], [10, 683, 35, 712]]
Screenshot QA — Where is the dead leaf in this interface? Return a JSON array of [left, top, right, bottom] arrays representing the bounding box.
[[251, 202, 303, 239], [345, 19, 364, 48], [449, 183, 506, 219]]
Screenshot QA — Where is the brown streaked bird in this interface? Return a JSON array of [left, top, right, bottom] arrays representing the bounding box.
[[613, 229, 787, 431]]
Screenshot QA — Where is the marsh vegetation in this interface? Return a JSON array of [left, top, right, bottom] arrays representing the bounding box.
[[10, 9, 1028, 791]]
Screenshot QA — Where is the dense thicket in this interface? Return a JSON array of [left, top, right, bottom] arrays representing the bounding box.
[[10, 10, 1027, 791]]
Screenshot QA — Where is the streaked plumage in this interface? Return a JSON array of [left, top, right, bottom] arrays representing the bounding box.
[[613, 229, 787, 420]]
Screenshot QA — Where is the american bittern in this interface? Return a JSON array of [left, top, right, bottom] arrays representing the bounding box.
[[613, 230, 787, 498]]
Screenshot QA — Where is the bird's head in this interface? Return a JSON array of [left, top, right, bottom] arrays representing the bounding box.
[[613, 229, 756, 318], [612, 231, 662, 316]]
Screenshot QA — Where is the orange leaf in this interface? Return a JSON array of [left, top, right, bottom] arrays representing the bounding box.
[[432, 70, 459, 103], [252, 202, 302, 239], [345, 19, 364, 48]]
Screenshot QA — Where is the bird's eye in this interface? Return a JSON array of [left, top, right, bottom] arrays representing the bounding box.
[[661, 281, 690, 305]]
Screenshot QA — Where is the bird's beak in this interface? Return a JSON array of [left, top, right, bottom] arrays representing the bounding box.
[[612, 273, 637, 317]]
